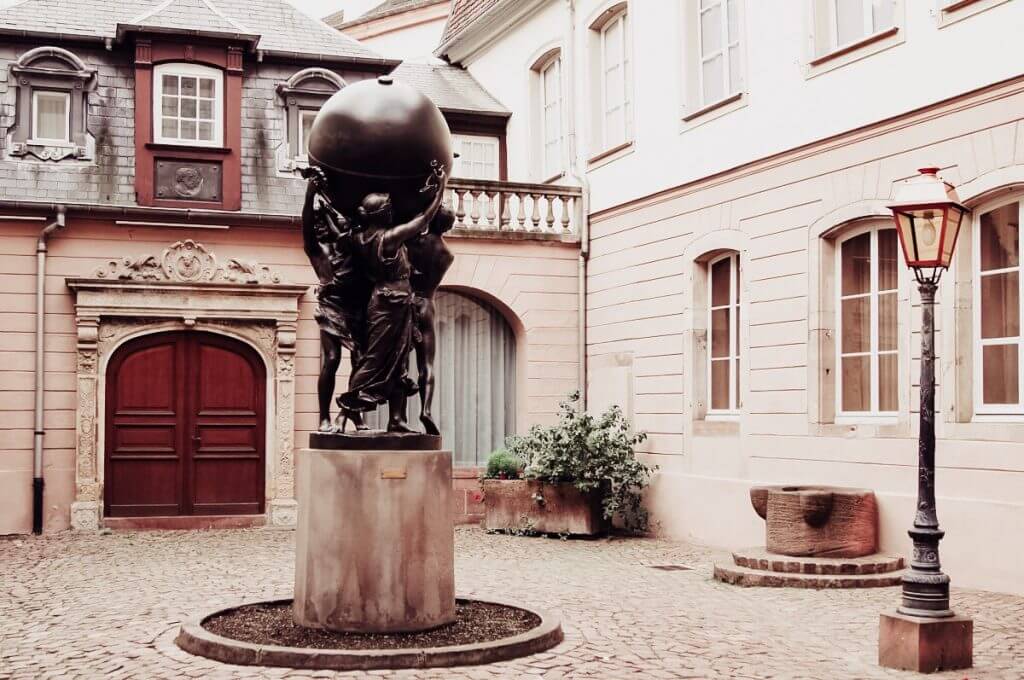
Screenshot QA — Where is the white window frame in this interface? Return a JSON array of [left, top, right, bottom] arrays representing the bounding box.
[[707, 252, 741, 417], [452, 133, 501, 181], [815, 0, 897, 54], [153, 62, 224, 147], [30, 90, 71, 146], [297, 109, 318, 161], [835, 225, 900, 418], [972, 196, 1024, 416], [599, 9, 631, 151], [696, 0, 742, 108], [539, 56, 563, 179]]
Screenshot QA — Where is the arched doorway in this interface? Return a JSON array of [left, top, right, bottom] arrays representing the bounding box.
[[363, 290, 517, 467], [104, 332, 266, 518]]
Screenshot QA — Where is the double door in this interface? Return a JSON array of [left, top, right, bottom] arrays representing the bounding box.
[[104, 332, 265, 517]]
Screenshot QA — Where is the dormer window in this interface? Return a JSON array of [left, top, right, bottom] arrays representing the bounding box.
[[153, 63, 223, 147], [275, 67, 346, 171], [6, 45, 96, 161], [31, 91, 71, 145]]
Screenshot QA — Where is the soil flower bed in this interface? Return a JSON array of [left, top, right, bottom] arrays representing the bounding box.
[[203, 599, 541, 650]]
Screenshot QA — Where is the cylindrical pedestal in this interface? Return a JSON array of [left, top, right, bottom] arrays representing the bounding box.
[[293, 447, 455, 633]]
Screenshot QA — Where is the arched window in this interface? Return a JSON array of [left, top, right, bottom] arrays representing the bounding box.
[[365, 291, 517, 466], [587, 3, 632, 156], [836, 225, 899, 415], [974, 197, 1022, 412], [707, 251, 741, 414]]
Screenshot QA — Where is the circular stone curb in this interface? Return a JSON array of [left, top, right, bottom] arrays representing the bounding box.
[[175, 597, 564, 671]]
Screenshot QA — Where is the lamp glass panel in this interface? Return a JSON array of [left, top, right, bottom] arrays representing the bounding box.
[[911, 210, 943, 262], [939, 206, 964, 267]]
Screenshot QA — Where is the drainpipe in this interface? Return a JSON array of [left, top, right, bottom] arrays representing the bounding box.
[[565, 0, 590, 410], [33, 207, 66, 534]]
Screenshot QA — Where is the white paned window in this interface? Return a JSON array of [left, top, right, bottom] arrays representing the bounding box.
[[975, 199, 1022, 413], [600, 10, 631, 150], [698, 0, 742, 106], [708, 252, 741, 414], [540, 57, 562, 178], [31, 91, 71, 144], [452, 134, 500, 181], [154, 63, 223, 147], [837, 227, 899, 415], [817, 0, 896, 54], [298, 110, 317, 159]]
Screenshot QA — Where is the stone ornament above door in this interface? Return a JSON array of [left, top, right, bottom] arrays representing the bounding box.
[[93, 239, 283, 285], [65, 240, 310, 531]]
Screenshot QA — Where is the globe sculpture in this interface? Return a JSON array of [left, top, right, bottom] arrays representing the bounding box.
[[307, 75, 454, 223]]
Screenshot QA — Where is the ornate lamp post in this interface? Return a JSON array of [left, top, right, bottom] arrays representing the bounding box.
[[878, 167, 973, 673]]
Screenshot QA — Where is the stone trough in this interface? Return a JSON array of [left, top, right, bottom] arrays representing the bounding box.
[[714, 485, 905, 588]]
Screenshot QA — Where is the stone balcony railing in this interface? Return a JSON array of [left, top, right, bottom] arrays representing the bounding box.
[[445, 178, 583, 241]]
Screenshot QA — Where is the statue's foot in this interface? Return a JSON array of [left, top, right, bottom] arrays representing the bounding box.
[[318, 418, 333, 433], [420, 413, 440, 436], [387, 421, 416, 434]]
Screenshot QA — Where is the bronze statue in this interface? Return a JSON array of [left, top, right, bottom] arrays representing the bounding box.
[[300, 167, 370, 433], [407, 204, 455, 435], [336, 165, 446, 432], [301, 75, 454, 442]]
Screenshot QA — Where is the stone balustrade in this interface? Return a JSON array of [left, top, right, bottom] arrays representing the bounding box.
[[445, 178, 583, 239]]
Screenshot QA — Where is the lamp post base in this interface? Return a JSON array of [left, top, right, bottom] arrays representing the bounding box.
[[879, 611, 973, 673]]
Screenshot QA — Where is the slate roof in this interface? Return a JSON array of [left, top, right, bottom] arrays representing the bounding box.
[[391, 59, 508, 116], [0, 0, 390, 64], [439, 0, 503, 47], [333, 0, 448, 29]]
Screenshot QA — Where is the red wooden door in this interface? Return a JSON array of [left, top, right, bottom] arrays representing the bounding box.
[[105, 332, 265, 517]]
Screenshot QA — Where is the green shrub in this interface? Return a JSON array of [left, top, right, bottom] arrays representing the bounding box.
[[503, 391, 655, 533], [483, 449, 525, 480]]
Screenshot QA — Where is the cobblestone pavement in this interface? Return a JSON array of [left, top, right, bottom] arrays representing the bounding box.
[[2, 527, 1022, 680]]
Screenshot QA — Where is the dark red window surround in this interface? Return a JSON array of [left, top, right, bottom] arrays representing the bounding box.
[[133, 38, 244, 211]]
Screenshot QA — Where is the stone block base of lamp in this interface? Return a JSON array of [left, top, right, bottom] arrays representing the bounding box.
[[878, 612, 973, 673], [293, 445, 455, 633]]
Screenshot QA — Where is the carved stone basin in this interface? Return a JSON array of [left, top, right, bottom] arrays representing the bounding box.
[[750, 485, 878, 558]]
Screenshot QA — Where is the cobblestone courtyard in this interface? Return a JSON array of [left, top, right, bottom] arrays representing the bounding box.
[[2, 527, 1022, 679]]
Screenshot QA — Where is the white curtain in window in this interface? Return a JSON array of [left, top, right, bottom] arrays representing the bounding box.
[[35, 92, 69, 141], [363, 291, 516, 466]]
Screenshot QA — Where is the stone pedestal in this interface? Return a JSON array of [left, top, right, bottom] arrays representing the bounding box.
[[294, 447, 455, 633], [878, 611, 973, 673]]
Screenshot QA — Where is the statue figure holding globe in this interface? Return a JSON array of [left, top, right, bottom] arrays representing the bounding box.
[[300, 74, 454, 446]]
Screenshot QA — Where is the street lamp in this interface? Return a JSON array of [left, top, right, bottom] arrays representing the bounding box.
[[879, 167, 972, 673]]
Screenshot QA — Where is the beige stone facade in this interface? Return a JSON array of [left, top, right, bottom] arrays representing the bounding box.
[[587, 76, 1024, 595], [0, 218, 580, 534]]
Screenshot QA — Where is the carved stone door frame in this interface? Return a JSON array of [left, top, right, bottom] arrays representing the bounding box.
[[66, 240, 308, 530]]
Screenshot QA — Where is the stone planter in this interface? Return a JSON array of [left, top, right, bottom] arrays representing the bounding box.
[[481, 479, 606, 536]]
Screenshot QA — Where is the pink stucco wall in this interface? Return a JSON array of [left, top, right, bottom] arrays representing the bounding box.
[[0, 219, 579, 534]]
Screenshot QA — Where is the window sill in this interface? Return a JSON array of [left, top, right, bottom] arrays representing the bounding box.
[[146, 142, 231, 154], [972, 412, 1024, 423], [938, 0, 1011, 27], [28, 138, 72, 148], [682, 92, 744, 123], [806, 26, 903, 78], [587, 141, 634, 171], [834, 415, 899, 426]]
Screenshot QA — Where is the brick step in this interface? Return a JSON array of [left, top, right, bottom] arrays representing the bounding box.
[[714, 563, 905, 589], [731, 547, 904, 575]]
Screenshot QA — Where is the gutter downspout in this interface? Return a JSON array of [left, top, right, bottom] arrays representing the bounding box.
[[565, 0, 590, 410], [33, 207, 66, 534]]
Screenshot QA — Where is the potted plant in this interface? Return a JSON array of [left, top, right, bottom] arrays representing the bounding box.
[[481, 392, 655, 536]]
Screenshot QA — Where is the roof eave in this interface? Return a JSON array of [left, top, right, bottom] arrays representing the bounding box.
[[441, 106, 510, 119], [257, 49, 400, 72], [435, 0, 549, 64], [116, 23, 261, 48]]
